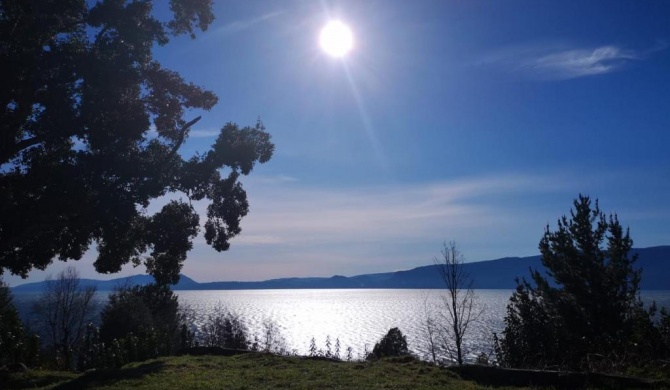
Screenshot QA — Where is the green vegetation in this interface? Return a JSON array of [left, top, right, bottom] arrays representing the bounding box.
[[0, 280, 39, 368], [0, 0, 273, 285], [100, 284, 189, 353], [1, 353, 516, 390], [495, 195, 661, 373], [368, 327, 410, 360]]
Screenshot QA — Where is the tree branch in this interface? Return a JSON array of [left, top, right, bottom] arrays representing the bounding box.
[[167, 115, 201, 158]]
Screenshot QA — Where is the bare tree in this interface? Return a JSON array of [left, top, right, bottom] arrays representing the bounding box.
[[33, 266, 97, 369], [421, 295, 440, 364], [430, 241, 481, 365]]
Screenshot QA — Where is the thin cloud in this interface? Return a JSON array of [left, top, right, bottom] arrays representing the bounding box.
[[225, 173, 577, 248], [252, 174, 300, 184], [177, 172, 583, 280], [217, 11, 284, 35], [528, 46, 637, 79], [189, 128, 220, 138], [478, 42, 666, 80]]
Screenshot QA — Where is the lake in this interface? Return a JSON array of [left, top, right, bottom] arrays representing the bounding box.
[[12, 289, 670, 362]]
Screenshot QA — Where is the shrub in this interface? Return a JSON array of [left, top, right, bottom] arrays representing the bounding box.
[[100, 283, 189, 356], [252, 319, 290, 355], [368, 327, 410, 360], [199, 305, 249, 350]]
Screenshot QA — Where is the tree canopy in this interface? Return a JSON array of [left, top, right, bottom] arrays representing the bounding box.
[[0, 1, 274, 284], [495, 195, 652, 371]]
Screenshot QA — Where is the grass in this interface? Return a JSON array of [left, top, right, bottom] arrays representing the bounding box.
[[0, 353, 526, 390]]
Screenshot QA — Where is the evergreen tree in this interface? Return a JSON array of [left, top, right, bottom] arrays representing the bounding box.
[[0, 279, 25, 366], [495, 195, 652, 371], [0, 279, 39, 367]]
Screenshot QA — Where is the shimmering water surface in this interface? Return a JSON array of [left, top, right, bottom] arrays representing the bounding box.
[[13, 289, 670, 361], [178, 289, 510, 360]]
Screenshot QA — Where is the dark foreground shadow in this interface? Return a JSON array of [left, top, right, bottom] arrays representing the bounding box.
[[53, 360, 166, 390], [1, 373, 76, 390], [447, 364, 670, 390]]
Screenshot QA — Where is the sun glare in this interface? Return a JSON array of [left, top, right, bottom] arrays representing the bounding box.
[[319, 21, 353, 58]]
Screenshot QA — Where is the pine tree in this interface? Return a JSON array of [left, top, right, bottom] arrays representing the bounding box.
[[495, 195, 652, 371]]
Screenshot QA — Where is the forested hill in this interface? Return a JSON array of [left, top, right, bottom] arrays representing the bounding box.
[[11, 246, 670, 291]]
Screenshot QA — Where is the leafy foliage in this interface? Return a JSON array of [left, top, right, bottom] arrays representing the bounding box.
[[78, 322, 178, 370], [99, 283, 188, 356], [495, 195, 653, 371], [0, 278, 40, 367], [0, 0, 274, 284], [368, 327, 410, 360]]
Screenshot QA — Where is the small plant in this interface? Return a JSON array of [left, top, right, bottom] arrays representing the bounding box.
[[325, 335, 332, 357], [309, 337, 317, 357], [334, 338, 341, 360], [476, 352, 489, 365]]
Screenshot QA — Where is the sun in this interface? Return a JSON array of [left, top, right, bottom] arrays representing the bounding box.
[[319, 21, 353, 58]]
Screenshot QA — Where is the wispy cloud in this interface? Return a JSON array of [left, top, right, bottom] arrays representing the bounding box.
[[216, 11, 284, 35], [252, 174, 299, 184], [189, 128, 220, 138], [529, 46, 637, 79], [478, 42, 666, 80], [173, 172, 581, 280], [231, 174, 572, 248]]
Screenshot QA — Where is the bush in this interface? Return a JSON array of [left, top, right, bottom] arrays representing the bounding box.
[[77, 283, 193, 370], [252, 319, 290, 355], [100, 283, 189, 356], [199, 305, 249, 350], [368, 327, 410, 360]]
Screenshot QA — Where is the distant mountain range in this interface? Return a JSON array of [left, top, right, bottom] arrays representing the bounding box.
[[11, 246, 670, 292]]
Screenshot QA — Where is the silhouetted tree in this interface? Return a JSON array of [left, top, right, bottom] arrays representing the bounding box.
[[368, 327, 409, 360], [32, 267, 97, 369], [0, 278, 40, 367], [100, 283, 187, 355], [495, 195, 653, 371], [0, 1, 274, 285], [426, 241, 480, 365]]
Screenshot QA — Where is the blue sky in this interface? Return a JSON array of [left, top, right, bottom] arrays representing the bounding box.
[[6, 0, 670, 286]]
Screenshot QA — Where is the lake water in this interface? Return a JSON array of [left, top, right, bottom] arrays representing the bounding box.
[[12, 289, 670, 362]]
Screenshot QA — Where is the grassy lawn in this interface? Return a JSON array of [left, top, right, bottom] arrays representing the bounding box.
[[1, 353, 524, 390]]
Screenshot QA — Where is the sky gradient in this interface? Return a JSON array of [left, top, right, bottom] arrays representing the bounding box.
[[6, 0, 670, 286]]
